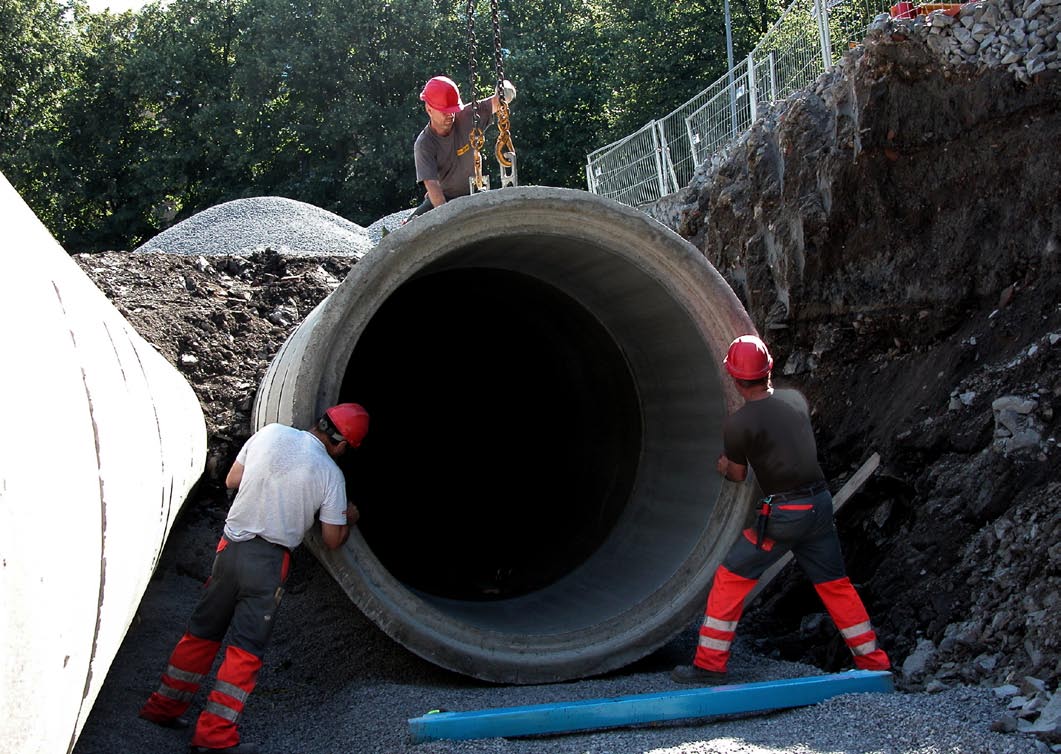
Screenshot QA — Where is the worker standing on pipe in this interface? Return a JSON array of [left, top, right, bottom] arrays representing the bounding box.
[[672, 336, 890, 684], [138, 403, 370, 754], [407, 75, 516, 218]]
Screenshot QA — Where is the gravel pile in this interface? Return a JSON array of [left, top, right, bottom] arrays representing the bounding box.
[[135, 196, 375, 258], [365, 207, 416, 243], [868, 0, 1061, 82]]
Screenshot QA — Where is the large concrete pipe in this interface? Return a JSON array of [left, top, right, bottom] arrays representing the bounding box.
[[0, 173, 207, 753], [254, 186, 757, 683]]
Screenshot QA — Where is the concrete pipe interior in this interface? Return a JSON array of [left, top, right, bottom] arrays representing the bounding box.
[[257, 187, 754, 682], [342, 266, 642, 603]]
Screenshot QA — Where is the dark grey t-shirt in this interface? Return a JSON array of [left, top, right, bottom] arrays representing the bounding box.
[[413, 99, 494, 200], [722, 388, 826, 495]]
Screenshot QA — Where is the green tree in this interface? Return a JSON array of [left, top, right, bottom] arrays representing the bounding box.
[[0, 0, 81, 228], [231, 0, 459, 223], [128, 0, 250, 217], [483, 0, 614, 190], [49, 8, 163, 250], [599, 0, 780, 140], [2, 0, 789, 249]]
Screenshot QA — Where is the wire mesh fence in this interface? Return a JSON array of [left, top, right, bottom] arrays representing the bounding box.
[[585, 121, 671, 208], [586, 0, 894, 207]]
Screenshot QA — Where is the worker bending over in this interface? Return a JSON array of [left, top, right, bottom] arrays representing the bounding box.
[[672, 335, 890, 684], [139, 404, 370, 753], [409, 75, 516, 218]]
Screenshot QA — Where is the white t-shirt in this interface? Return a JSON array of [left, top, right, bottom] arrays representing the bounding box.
[[224, 423, 347, 549]]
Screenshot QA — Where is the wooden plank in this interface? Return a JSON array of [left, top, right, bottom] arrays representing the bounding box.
[[408, 670, 893, 743], [744, 452, 880, 606]]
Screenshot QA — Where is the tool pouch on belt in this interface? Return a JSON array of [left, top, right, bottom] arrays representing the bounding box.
[[755, 496, 773, 550]]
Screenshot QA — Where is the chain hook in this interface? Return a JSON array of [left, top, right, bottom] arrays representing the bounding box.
[[489, 0, 516, 186], [466, 0, 489, 193]]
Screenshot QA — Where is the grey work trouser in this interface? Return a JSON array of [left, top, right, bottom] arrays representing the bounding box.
[[189, 535, 291, 655]]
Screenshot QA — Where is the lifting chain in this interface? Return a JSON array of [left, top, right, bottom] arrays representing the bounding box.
[[465, 0, 516, 195], [466, 0, 488, 193], [489, 0, 516, 188]]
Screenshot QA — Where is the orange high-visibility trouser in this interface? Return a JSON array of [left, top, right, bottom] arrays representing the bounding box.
[[694, 491, 889, 673], [140, 536, 289, 749]]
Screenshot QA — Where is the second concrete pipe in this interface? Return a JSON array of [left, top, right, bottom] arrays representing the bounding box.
[[254, 186, 757, 683]]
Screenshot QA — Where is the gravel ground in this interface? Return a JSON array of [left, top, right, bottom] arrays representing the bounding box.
[[71, 512, 1051, 754]]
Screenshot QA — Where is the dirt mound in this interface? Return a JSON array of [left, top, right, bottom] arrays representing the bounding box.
[[77, 249, 356, 499]]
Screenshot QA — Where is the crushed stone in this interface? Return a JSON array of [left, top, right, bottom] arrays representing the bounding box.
[[135, 196, 375, 258]]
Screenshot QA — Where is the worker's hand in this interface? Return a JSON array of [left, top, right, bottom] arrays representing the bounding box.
[[500, 79, 516, 104], [345, 503, 360, 526], [716, 454, 729, 477]]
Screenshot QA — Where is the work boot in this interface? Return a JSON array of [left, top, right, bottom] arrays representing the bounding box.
[[670, 664, 729, 685], [138, 709, 191, 729], [189, 745, 259, 754]]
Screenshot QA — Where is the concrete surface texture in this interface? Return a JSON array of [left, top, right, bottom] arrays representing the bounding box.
[[255, 186, 759, 684], [0, 174, 206, 754]]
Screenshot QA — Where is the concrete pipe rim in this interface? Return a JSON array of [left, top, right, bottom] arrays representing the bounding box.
[[256, 186, 756, 683]]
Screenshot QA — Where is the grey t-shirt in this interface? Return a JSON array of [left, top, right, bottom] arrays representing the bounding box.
[[224, 423, 347, 549], [413, 98, 494, 200], [722, 388, 826, 495]]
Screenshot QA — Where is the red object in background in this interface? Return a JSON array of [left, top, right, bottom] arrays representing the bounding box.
[[890, 1, 916, 17]]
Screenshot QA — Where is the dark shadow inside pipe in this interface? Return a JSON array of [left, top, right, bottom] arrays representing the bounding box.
[[339, 268, 642, 601]]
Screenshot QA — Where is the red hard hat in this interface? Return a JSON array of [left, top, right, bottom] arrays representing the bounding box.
[[420, 76, 464, 114], [723, 335, 774, 380], [324, 403, 370, 447]]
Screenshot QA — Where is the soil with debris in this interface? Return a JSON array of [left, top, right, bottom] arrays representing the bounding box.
[[652, 0, 1061, 707], [70, 1, 1059, 751]]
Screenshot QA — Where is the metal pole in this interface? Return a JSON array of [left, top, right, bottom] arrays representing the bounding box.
[[656, 121, 680, 194], [685, 116, 701, 168], [768, 51, 778, 101], [650, 120, 668, 199], [747, 54, 758, 123], [815, 0, 833, 72], [725, 0, 738, 138]]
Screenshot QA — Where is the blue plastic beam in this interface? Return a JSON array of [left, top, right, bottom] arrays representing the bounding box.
[[408, 670, 893, 744]]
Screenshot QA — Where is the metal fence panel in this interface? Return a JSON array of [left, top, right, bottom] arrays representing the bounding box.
[[586, 121, 670, 207], [587, 0, 894, 204], [684, 68, 755, 168]]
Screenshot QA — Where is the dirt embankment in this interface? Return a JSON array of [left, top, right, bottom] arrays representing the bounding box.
[[650, 0, 1061, 711]]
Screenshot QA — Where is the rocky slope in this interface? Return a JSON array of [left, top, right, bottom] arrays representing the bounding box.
[[651, 0, 1060, 736]]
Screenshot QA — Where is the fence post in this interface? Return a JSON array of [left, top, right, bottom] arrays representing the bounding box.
[[747, 54, 758, 123], [815, 0, 834, 71], [685, 116, 701, 169], [768, 51, 778, 101], [656, 121, 680, 194], [586, 160, 596, 194], [650, 120, 668, 199]]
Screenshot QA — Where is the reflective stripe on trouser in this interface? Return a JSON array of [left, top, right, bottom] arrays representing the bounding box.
[[139, 632, 222, 723], [191, 645, 263, 749], [814, 577, 891, 671], [693, 565, 758, 673], [188, 537, 289, 749]]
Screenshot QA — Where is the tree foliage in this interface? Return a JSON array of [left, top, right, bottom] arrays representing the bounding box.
[[0, 0, 782, 251]]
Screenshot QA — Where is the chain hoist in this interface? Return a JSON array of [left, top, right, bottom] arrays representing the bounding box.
[[489, 0, 516, 188], [465, 0, 488, 193], [465, 0, 517, 194]]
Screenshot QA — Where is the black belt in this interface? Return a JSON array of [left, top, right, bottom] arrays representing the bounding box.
[[753, 480, 829, 550], [766, 480, 829, 503]]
